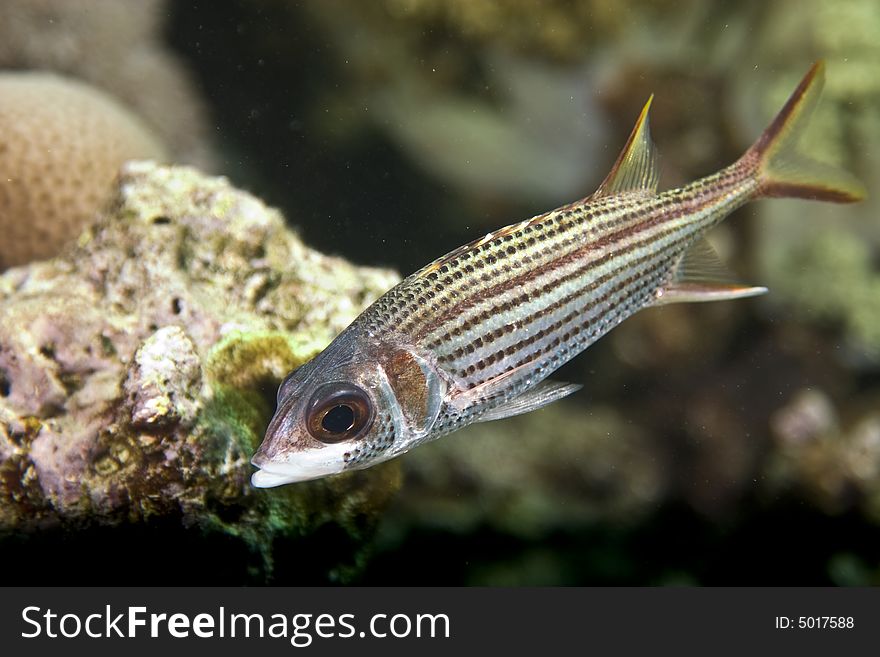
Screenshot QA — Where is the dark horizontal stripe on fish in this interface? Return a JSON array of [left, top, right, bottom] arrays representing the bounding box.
[[413, 197, 644, 282], [459, 255, 668, 393], [435, 236, 679, 370], [390, 201, 655, 332], [402, 182, 736, 338], [451, 246, 673, 384], [426, 220, 689, 360]]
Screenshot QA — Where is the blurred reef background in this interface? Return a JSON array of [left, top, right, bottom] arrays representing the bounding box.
[[1, 0, 879, 585]]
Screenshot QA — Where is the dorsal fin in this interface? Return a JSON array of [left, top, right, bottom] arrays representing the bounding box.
[[593, 95, 660, 198], [654, 237, 767, 305]]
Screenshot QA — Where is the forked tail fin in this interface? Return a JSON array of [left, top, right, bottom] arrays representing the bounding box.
[[743, 61, 866, 203]]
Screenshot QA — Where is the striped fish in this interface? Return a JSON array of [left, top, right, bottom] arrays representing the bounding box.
[[252, 61, 865, 487]]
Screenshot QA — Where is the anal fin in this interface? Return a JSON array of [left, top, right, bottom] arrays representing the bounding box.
[[654, 281, 767, 305], [477, 380, 582, 423], [654, 237, 767, 305]]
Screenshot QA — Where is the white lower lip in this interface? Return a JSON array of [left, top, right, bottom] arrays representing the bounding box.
[[251, 464, 335, 487], [250, 444, 352, 487], [251, 469, 306, 488]]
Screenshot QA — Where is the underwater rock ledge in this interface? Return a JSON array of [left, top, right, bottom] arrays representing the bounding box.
[[0, 161, 402, 581]]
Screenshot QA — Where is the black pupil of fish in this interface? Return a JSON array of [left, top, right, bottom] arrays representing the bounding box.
[[322, 404, 355, 434]]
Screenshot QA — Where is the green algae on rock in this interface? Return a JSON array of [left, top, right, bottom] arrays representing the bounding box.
[[0, 161, 401, 581]]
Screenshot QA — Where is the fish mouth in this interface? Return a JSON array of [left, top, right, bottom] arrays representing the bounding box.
[[250, 446, 348, 488], [251, 468, 306, 488]]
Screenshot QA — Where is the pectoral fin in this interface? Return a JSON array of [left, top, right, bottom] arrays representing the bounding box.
[[654, 237, 767, 305], [478, 380, 582, 423]]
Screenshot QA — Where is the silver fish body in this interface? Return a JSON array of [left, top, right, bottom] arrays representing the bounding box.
[[252, 62, 865, 487]]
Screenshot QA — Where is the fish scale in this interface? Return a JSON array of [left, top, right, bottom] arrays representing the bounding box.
[[251, 61, 866, 487], [364, 164, 758, 397]]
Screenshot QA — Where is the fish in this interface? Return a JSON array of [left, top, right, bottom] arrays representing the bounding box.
[[251, 61, 865, 487]]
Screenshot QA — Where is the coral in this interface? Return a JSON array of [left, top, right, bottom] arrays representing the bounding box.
[[125, 326, 202, 428], [0, 161, 402, 581], [0, 0, 214, 169], [0, 72, 166, 269]]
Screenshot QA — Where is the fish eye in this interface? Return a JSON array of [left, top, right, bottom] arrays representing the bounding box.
[[306, 382, 374, 444], [322, 404, 355, 433]]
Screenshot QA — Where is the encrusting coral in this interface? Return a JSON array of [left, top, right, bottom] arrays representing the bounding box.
[[0, 161, 401, 581], [0, 72, 167, 269]]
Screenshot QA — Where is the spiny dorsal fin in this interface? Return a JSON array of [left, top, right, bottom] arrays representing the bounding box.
[[593, 95, 659, 198], [654, 237, 767, 305]]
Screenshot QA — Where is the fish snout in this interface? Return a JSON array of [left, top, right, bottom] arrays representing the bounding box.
[[250, 431, 352, 487], [250, 447, 270, 470]]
